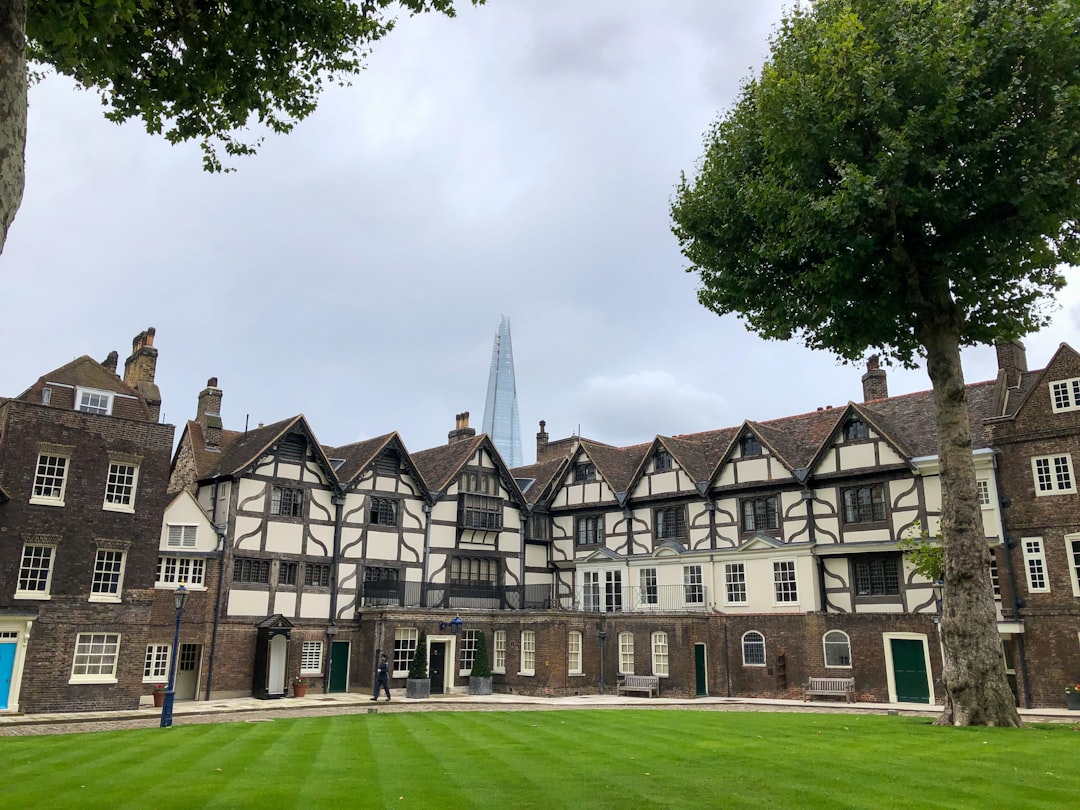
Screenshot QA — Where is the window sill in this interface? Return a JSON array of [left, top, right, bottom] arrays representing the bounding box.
[[518, 671, 535, 677], [28, 497, 64, 507], [88, 595, 122, 604], [14, 592, 50, 601], [154, 584, 206, 591], [103, 503, 136, 514], [68, 677, 118, 685]]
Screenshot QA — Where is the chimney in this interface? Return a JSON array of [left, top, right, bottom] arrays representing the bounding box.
[[196, 377, 223, 449], [448, 411, 476, 444], [861, 354, 888, 401], [995, 339, 1027, 389], [123, 327, 162, 421], [536, 419, 549, 461], [101, 351, 119, 374]]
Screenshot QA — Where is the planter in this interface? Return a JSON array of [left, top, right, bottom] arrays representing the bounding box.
[[1066, 693, 1080, 711], [469, 676, 493, 696], [293, 684, 308, 698], [153, 691, 165, 708], [406, 678, 431, 699]]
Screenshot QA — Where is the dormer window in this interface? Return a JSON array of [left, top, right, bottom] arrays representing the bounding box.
[[1049, 378, 1080, 413], [843, 418, 869, 441], [76, 387, 113, 416], [739, 436, 761, 456], [655, 450, 672, 472], [573, 461, 596, 482]]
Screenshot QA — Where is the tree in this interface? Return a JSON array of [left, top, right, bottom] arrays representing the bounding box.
[[471, 630, 492, 678], [408, 630, 428, 680], [671, 0, 1080, 726], [0, 0, 483, 255]]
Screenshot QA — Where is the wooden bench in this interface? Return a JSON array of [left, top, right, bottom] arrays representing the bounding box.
[[617, 674, 660, 698], [804, 677, 856, 703]]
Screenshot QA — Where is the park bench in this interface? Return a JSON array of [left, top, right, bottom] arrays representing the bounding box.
[[617, 674, 660, 698], [804, 677, 856, 703]]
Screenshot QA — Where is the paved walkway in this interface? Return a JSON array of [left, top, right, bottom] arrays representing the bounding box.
[[1, 692, 1075, 736]]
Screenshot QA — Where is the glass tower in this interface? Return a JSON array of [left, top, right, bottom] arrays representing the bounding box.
[[481, 316, 523, 468]]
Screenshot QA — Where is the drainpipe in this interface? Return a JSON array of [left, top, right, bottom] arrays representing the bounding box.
[[998, 490, 1032, 708], [325, 484, 347, 693], [421, 497, 438, 607], [722, 621, 731, 697], [204, 477, 227, 701], [597, 625, 607, 694]]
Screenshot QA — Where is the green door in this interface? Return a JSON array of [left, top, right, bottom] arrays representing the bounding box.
[[329, 642, 349, 693], [694, 643, 707, 696], [890, 639, 930, 704]]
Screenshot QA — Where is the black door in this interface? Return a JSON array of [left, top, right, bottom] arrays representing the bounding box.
[[429, 642, 446, 694]]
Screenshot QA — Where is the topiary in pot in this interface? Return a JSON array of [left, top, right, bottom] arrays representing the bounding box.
[[469, 630, 493, 696], [406, 631, 430, 699]]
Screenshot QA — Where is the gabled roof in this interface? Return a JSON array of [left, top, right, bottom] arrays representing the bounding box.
[[989, 342, 1077, 423], [753, 408, 847, 473], [577, 438, 650, 500], [411, 435, 486, 493], [510, 457, 569, 506], [328, 432, 427, 495], [735, 532, 786, 552], [16, 355, 152, 421], [662, 428, 739, 486], [197, 415, 338, 482], [799, 402, 911, 473], [172, 420, 246, 483]]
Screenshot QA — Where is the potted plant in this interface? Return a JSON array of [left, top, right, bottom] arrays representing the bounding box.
[[293, 676, 308, 698], [1066, 682, 1080, 711], [469, 631, 493, 696], [406, 631, 430, 699], [152, 683, 167, 708]]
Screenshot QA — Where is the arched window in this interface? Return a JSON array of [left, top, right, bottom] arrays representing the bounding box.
[[742, 631, 766, 666], [823, 630, 852, 668], [618, 632, 635, 675]]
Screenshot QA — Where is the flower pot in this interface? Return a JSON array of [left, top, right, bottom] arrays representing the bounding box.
[[406, 678, 430, 699], [1066, 693, 1080, 711], [469, 676, 493, 696], [153, 691, 165, 708], [293, 684, 308, 698]]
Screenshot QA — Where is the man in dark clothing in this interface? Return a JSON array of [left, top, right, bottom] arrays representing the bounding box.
[[372, 653, 391, 701]]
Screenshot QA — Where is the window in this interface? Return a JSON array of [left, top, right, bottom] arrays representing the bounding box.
[[823, 631, 851, 668], [525, 514, 550, 541], [233, 558, 270, 584], [270, 486, 303, 517], [1067, 535, 1080, 597], [573, 461, 596, 482], [393, 628, 418, 675], [493, 630, 507, 673], [652, 631, 669, 677], [369, 497, 399, 526], [520, 630, 536, 675], [166, 525, 197, 548], [842, 484, 886, 523], [143, 644, 170, 682], [843, 419, 868, 441], [740, 435, 761, 456], [605, 570, 623, 613], [576, 515, 604, 546], [742, 497, 779, 532], [374, 451, 400, 476], [459, 630, 478, 674], [853, 555, 900, 596], [618, 632, 634, 675], [363, 566, 399, 584], [1032, 454, 1075, 495], [90, 549, 125, 600], [300, 641, 323, 674], [31, 453, 68, 504], [773, 560, 798, 603], [279, 561, 297, 586], [742, 631, 766, 666], [16, 544, 54, 597], [450, 557, 499, 586], [568, 631, 582, 675], [988, 549, 1001, 599], [976, 479, 991, 506], [102, 462, 138, 511], [76, 387, 113, 415], [582, 571, 600, 611], [684, 565, 704, 605], [71, 632, 120, 683], [655, 450, 672, 471], [157, 556, 206, 587], [462, 494, 503, 531], [1022, 538, 1049, 592], [460, 470, 499, 494], [304, 563, 332, 587], [639, 568, 658, 605], [1049, 377, 1080, 413], [725, 562, 747, 604], [655, 506, 687, 540]]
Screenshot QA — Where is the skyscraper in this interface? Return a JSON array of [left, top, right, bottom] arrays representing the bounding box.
[[481, 315, 523, 468]]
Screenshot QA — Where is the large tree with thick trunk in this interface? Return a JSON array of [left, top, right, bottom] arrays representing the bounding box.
[[0, 0, 483, 255], [671, 0, 1079, 726]]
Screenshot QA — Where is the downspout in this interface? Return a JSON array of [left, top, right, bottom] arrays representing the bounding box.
[[204, 477, 226, 701], [998, 491, 1031, 709], [722, 621, 731, 697], [793, 469, 825, 613], [325, 483, 346, 693], [421, 493, 441, 607]]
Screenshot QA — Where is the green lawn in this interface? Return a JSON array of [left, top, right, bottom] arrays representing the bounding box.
[[1, 711, 1077, 808]]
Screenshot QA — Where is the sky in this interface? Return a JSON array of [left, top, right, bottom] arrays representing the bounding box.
[[2, 0, 1077, 464]]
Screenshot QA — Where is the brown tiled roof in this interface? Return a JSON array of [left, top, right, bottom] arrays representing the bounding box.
[[411, 436, 485, 492], [664, 427, 739, 484], [17, 355, 151, 421], [754, 408, 846, 471], [580, 439, 650, 496], [511, 457, 568, 505], [202, 415, 305, 478], [328, 433, 398, 482]]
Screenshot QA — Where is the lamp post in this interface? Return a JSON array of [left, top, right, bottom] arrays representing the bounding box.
[[160, 584, 188, 728], [597, 629, 607, 694]]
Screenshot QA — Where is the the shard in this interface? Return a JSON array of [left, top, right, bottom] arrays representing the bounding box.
[[481, 315, 523, 468]]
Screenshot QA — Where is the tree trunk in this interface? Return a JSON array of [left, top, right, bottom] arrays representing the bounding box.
[[0, 0, 26, 256], [920, 316, 1022, 727]]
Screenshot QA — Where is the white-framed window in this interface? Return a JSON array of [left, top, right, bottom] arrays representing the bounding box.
[[76, 387, 114, 416], [684, 565, 704, 605], [90, 549, 125, 601], [156, 556, 206, 587], [773, 560, 798, 603], [725, 562, 747, 605], [143, 644, 170, 682], [976, 479, 991, 507], [16, 544, 55, 598], [605, 570, 623, 613], [270, 486, 304, 517], [989, 549, 1001, 600], [639, 568, 658, 605], [166, 525, 198, 548], [1067, 534, 1080, 598], [393, 628, 418, 677], [823, 630, 852, 668], [70, 632, 120, 683], [1022, 537, 1050, 593], [742, 631, 766, 666], [300, 641, 323, 674], [493, 630, 507, 673], [618, 631, 634, 675], [31, 453, 68, 505], [1032, 454, 1075, 495], [520, 630, 536, 676], [652, 631, 669, 677], [459, 630, 478, 675], [582, 570, 600, 611], [568, 631, 583, 675], [103, 463, 138, 511], [1049, 378, 1080, 413]]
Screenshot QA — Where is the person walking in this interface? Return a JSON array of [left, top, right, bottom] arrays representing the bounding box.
[[372, 653, 391, 701]]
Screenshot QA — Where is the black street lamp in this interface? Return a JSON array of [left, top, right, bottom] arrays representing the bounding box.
[[159, 584, 188, 728]]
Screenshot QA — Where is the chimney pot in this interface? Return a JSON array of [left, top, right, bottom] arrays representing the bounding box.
[[994, 339, 1027, 388], [861, 354, 888, 401], [102, 351, 119, 374]]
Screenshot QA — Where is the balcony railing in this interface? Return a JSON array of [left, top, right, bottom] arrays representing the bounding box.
[[574, 584, 709, 613], [358, 581, 554, 611]]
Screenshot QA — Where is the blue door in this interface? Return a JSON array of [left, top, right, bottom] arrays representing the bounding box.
[[0, 643, 15, 710]]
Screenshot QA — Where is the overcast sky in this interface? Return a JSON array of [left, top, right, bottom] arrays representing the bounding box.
[[2, 0, 1077, 464]]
